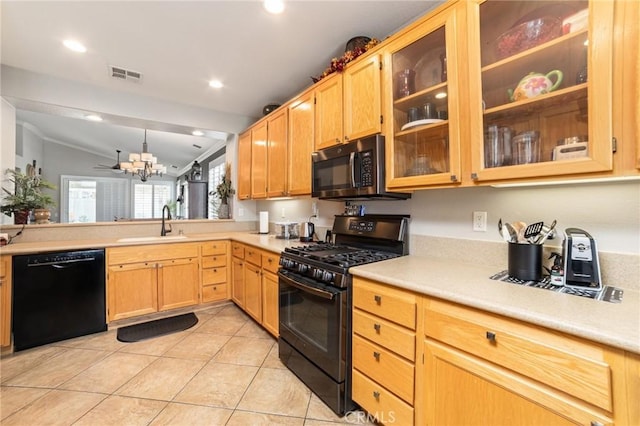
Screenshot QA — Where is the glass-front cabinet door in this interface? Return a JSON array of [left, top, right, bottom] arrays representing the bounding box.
[[383, 6, 462, 189], [468, 0, 614, 182]]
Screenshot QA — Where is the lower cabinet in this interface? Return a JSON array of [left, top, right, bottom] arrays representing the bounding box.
[[231, 242, 280, 337], [200, 241, 229, 303], [352, 276, 639, 425], [1, 256, 12, 347], [107, 243, 199, 322]]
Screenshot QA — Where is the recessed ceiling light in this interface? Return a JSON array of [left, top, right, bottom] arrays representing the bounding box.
[[85, 114, 103, 122], [208, 80, 223, 89], [192, 130, 204, 136], [264, 0, 285, 14], [63, 39, 87, 53]]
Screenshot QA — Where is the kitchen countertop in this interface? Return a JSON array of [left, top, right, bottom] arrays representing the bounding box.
[[350, 255, 640, 354], [2, 232, 638, 354]]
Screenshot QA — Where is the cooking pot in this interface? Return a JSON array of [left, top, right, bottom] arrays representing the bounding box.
[[300, 222, 315, 242]]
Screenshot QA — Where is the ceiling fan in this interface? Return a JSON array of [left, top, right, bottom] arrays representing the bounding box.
[[94, 149, 125, 174]]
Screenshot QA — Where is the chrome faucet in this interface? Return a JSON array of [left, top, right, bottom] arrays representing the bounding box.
[[161, 204, 172, 236]]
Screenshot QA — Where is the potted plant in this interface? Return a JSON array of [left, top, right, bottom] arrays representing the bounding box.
[[210, 162, 235, 219], [1, 168, 56, 224]]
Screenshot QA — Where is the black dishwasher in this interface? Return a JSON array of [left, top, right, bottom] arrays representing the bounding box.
[[12, 249, 107, 351]]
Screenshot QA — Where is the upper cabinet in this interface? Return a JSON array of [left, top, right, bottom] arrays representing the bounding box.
[[383, 6, 462, 188], [466, 0, 615, 182], [250, 121, 268, 199], [315, 53, 383, 151], [288, 89, 314, 196], [237, 130, 252, 200], [266, 108, 288, 198]]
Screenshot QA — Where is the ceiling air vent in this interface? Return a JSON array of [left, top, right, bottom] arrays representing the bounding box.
[[109, 66, 142, 83]]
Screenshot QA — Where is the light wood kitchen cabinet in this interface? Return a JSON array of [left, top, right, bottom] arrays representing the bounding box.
[[1, 256, 12, 347], [287, 89, 314, 196], [266, 108, 288, 198], [230, 242, 280, 336], [237, 130, 252, 200], [251, 121, 268, 199], [200, 241, 229, 303], [231, 243, 245, 307], [421, 297, 633, 425], [352, 277, 418, 424], [261, 251, 280, 337], [315, 53, 383, 151], [465, 0, 615, 183], [314, 73, 344, 150], [106, 243, 199, 322], [383, 3, 463, 189]]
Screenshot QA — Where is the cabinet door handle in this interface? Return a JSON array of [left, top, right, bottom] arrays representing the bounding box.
[[373, 351, 380, 361], [486, 331, 496, 342], [213, 269, 217, 273], [373, 323, 381, 332], [374, 295, 382, 304], [373, 391, 380, 400], [344, 135, 349, 142]]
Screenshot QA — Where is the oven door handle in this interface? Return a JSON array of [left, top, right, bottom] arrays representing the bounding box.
[[278, 272, 336, 300]]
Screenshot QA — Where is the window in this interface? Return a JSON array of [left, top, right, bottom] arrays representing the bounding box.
[[133, 181, 173, 218], [208, 155, 226, 219]]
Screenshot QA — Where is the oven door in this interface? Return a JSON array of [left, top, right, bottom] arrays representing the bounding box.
[[278, 270, 347, 382]]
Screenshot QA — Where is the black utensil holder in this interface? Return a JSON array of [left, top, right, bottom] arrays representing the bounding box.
[[508, 243, 542, 281]]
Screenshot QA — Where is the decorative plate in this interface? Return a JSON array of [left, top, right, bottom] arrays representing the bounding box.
[[401, 118, 445, 131]]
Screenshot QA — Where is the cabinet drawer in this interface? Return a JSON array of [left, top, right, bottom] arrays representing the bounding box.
[[245, 247, 262, 267], [352, 369, 414, 426], [424, 298, 613, 411], [353, 335, 414, 404], [353, 309, 415, 361], [202, 241, 228, 256], [262, 252, 280, 274], [231, 243, 244, 259], [202, 284, 227, 302], [353, 278, 416, 330], [202, 255, 226, 268], [203, 266, 227, 285]]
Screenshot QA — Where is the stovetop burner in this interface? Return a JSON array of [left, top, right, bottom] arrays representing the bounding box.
[[284, 243, 400, 268]]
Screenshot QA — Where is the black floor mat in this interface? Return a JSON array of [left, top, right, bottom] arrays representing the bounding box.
[[116, 313, 198, 343]]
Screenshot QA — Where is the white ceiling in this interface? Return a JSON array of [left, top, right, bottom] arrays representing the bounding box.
[[1, 0, 441, 173]]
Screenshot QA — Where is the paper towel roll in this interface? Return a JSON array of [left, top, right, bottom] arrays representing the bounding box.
[[259, 211, 269, 234]]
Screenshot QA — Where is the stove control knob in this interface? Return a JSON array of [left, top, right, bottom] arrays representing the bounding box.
[[297, 264, 308, 274], [313, 268, 324, 280], [322, 271, 335, 283]]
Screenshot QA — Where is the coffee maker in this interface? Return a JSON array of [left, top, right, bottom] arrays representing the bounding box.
[[562, 228, 602, 290]]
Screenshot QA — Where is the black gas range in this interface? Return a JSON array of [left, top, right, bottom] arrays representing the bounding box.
[[278, 214, 409, 416]]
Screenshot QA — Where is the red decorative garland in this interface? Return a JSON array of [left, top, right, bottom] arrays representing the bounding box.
[[312, 38, 380, 83]]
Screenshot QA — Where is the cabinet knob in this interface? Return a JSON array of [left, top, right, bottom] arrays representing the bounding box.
[[213, 286, 217, 290], [374, 295, 382, 304], [373, 351, 381, 361], [335, 138, 340, 144], [486, 331, 496, 342], [373, 391, 380, 400], [373, 323, 381, 332], [213, 269, 217, 273], [344, 136, 349, 141]]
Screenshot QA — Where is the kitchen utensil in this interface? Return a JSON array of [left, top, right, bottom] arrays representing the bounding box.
[[535, 220, 557, 245], [504, 222, 519, 243], [524, 221, 544, 243], [512, 221, 527, 242]]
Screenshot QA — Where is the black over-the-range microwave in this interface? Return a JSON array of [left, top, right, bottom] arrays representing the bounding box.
[[311, 134, 411, 200]]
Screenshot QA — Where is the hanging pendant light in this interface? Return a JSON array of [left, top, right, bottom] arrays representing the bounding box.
[[120, 129, 166, 182]]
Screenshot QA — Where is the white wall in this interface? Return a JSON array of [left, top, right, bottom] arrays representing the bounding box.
[[1, 98, 16, 225], [257, 180, 640, 255]]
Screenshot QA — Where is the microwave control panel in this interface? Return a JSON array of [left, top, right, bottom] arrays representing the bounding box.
[[361, 150, 373, 187]]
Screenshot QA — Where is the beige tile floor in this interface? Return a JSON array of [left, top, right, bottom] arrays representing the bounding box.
[[0, 304, 374, 425]]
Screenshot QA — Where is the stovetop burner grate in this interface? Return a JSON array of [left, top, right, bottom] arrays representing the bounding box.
[[490, 271, 623, 303]]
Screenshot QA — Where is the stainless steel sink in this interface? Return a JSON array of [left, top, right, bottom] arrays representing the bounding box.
[[117, 235, 188, 243]]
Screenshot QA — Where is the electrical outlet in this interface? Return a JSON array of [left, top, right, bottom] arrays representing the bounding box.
[[312, 202, 318, 217], [238, 208, 244, 217], [473, 211, 487, 232]]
